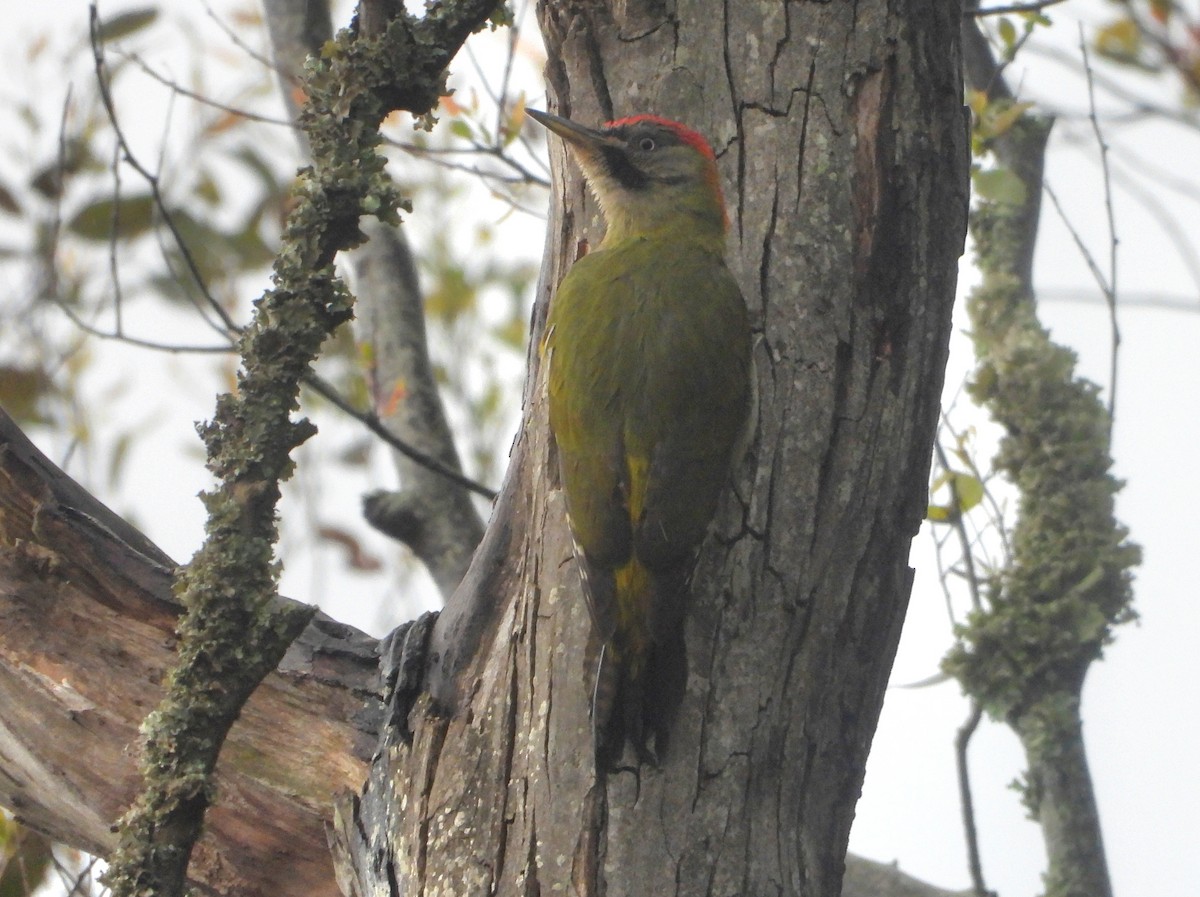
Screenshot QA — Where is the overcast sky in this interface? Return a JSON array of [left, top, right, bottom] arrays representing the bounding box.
[[2, 3, 1197, 896]]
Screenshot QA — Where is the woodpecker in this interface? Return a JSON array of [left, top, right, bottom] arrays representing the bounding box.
[[529, 108, 752, 765]]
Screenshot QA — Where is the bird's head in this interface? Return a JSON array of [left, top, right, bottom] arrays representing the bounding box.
[[528, 109, 727, 246]]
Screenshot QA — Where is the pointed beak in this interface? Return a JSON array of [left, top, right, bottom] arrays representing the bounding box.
[[526, 108, 610, 152]]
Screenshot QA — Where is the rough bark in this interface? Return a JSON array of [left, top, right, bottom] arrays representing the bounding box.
[[337, 2, 969, 895], [0, 409, 972, 897], [0, 408, 379, 897]]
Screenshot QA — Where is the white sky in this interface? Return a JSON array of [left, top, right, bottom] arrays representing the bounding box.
[[2, 3, 1197, 896]]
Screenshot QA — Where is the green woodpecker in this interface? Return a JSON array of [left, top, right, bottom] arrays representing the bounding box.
[[529, 108, 752, 764]]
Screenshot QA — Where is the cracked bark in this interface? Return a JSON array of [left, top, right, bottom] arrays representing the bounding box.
[[337, 2, 969, 895], [1, 409, 971, 897]]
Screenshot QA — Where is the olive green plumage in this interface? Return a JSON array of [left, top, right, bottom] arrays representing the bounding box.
[[530, 109, 751, 764]]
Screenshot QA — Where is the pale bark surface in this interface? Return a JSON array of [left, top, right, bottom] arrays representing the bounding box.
[[354, 219, 487, 598], [0, 408, 378, 897], [338, 2, 969, 896]]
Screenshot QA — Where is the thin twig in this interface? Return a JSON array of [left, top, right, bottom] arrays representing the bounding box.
[[1102, 137, 1200, 208], [1096, 159, 1200, 295], [108, 137, 125, 334], [203, 1, 284, 76], [1027, 43, 1200, 131], [941, 411, 1012, 567], [387, 133, 551, 187], [92, 22, 500, 499], [90, 21, 239, 337], [930, 441, 963, 627], [1112, 0, 1200, 96], [49, 301, 497, 497], [302, 373, 498, 501], [39, 90, 73, 305], [1079, 26, 1121, 421], [492, 0, 530, 141], [955, 700, 989, 896], [1041, 289, 1198, 311], [966, 0, 1067, 16], [118, 49, 294, 128], [51, 299, 236, 353], [1042, 185, 1111, 296], [935, 440, 984, 614]]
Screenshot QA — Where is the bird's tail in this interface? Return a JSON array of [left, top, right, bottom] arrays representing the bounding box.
[[590, 559, 688, 769]]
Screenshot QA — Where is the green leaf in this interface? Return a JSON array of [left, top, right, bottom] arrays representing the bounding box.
[[96, 8, 159, 43], [67, 193, 155, 241], [928, 471, 984, 523], [107, 431, 136, 489], [998, 17, 1017, 50], [0, 366, 55, 424], [983, 101, 1034, 140], [0, 818, 53, 897], [972, 167, 1027, 206], [231, 146, 284, 195], [426, 267, 476, 323], [496, 316, 526, 350], [927, 504, 953, 523], [950, 471, 985, 512], [1094, 17, 1143, 65], [193, 170, 222, 206], [161, 209, 239, 284]]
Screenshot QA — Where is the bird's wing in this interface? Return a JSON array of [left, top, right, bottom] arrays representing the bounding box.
[[628, 259, 751, 572], [544, 253, 633, 641]]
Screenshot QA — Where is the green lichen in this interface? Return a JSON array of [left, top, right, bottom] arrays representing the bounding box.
[[104, 3, 503, 896], [948, 89, 1135, 897], [944, 182, 1140, 728]]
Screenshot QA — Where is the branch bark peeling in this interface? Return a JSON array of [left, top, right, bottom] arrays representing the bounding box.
[[101, 2, 502, 896], [0, 408, 378, 897]]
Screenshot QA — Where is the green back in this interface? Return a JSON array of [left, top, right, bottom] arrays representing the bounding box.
[[545, 235, 751, 574]]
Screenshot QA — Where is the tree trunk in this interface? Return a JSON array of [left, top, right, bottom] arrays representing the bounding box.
[[336, 2, 968, 895], [0, 415, 971, 897]]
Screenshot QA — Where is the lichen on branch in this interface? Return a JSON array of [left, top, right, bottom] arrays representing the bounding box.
[[945, 114, 1140, 725], [943, 104, 1139, 897], [103, 3, 503, 896]]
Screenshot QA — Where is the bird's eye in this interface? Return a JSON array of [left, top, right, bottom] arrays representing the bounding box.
[[638, 137, 656, 152]]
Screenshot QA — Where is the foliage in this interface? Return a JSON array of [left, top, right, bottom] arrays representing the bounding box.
[[0, 813, 52, 897], [0, 1, 544, 563], [1093, 0, 1200, 100]]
